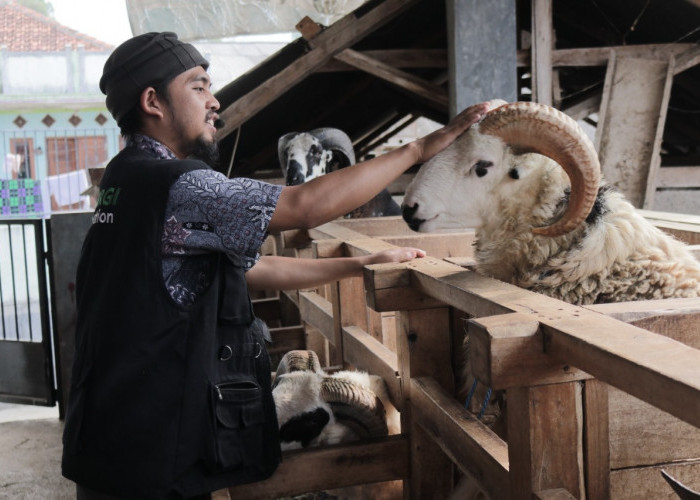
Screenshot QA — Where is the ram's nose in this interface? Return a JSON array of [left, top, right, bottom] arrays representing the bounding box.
[[401, 203, 425, 232], [285, 160, 305, 186]]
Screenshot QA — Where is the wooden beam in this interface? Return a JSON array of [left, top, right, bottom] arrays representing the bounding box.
[[656, 166, 700, 188], [551, 43, 696, 68], [215, 0, 421, 139], [318, 49, 448, 72], [365, 256, 700, 428], [226, 436, 409, 499], [333, 48, 448, 110], [531, 0, 554, 105], [594, 52, 674, 208], [507, 383, 585, 499]]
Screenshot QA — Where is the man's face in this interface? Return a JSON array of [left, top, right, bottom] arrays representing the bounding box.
[[162, 66, 220, 164]]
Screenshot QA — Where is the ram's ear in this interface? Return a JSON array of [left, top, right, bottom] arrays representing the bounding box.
[[278, 407, 330, 447]]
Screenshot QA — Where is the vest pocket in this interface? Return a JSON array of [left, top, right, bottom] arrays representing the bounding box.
[[212, 377, 266, 469]]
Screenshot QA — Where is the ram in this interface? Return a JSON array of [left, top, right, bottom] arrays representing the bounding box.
[[402, 99, 700, 500], [272, 350, 399, 451], [278, 128, 401, 218], [401, 100, 700, 305]]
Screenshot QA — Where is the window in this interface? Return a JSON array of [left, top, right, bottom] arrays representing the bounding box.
[[46, 136, 107, 210], [46, 136, 107, 175], [9, 138, 35, 179]]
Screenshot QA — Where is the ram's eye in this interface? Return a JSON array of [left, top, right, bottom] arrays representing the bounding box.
[[472, 160, 493, 178]]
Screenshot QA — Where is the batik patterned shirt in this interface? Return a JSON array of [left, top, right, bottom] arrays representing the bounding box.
[[127, 134, 282, 307]]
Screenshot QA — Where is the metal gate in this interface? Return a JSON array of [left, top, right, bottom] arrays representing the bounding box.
[[0, 218, 56, 406]]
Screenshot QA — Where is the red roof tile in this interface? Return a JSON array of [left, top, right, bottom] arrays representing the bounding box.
[[0, 0, 113, 52]]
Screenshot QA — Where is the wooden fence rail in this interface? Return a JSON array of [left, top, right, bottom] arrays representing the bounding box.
[[229, 215, 700, 499]]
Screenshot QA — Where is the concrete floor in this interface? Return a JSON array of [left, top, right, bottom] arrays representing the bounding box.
[[0, 403, 75, 499]]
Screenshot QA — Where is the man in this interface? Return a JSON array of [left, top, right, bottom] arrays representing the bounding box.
[[61, 32, 487, 499]]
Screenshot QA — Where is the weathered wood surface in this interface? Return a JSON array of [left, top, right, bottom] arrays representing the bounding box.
[[411, 376, 509, 499], [595, 53, 674, 208], [215, 0, 421, 139], [364, 256, 700, 429], [227, 436, 409, 499], [507, 383, 585, 499]]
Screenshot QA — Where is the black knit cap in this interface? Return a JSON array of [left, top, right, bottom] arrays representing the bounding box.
[[99, 32, 209, 126]]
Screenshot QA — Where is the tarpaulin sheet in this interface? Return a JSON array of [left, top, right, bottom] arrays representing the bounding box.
[[125, 0, 368, 41]]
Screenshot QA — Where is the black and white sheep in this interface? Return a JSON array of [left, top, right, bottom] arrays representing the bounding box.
[[271, 350, 399, 451], [402, 100, 700, 305], [278, 128, 402, 218]]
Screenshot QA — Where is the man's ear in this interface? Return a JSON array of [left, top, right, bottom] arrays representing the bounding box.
[[140, 87, 165, 119]]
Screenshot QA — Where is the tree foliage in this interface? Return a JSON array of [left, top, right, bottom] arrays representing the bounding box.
[[18, 0, 54, 18]]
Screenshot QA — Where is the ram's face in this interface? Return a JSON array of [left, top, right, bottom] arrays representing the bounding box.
[[402, 129, 508, 232], [281, 133, 333, 185]]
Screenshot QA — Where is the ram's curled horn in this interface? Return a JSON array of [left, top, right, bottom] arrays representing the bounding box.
[[478, 101, 601, 237], [311, 127, 356, 166], [320, 377, 388, 438], [273, 350, 322, 388]]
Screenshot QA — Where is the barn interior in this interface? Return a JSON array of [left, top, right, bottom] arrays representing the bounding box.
[[213, 0, 700, 213]]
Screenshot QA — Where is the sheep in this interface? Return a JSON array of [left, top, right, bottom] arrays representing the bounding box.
[[401, 100, 700, 305], [278, 128, 402, 218], [402, 100, 700, 499], [271, 349, 399, 451]]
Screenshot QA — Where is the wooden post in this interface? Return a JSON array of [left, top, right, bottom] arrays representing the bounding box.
[[531, 0, 554, 105], [397, 308, 455, 499], [507, 382, 585, 499]]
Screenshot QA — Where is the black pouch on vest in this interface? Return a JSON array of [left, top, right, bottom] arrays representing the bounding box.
[[209, 257, 281, 478]]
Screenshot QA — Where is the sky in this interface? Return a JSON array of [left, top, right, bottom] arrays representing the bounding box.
[[51, 0, 133, 46]]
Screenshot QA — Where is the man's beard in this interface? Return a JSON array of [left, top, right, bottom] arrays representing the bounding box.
[[191, 137, 220, 168]]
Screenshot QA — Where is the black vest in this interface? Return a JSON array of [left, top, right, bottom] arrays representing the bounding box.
[[62, 147, 281, 498]]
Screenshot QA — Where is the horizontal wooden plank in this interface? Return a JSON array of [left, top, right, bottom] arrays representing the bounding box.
[[298, 291, 334, 342], [365, 256, 700, 428], [550, 43, 696, 68], [410, 377, 509, 499], [226, 435, 409, 499], [252, 296, 281, 323], [268, 325, 306, 356], [656, 166, 700, 188], [469, 313, 590, 390]]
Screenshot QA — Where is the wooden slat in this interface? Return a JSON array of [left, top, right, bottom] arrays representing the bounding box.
[[342, 325, 401, 408], [365, 256, 700, 428], [251, 296, 281, 323], [551, 43, 696, 68], [531, 0, 554, 106], [215, 0, 421, 139], [333, 48, 448, 110], [507, 383, 585, 499], [410, 377, 509, 499], [397, 308, 454, 500], [583, 379, 610, 500], [226, 436, 409, 499], [594, 53, 674, 208], [298, 291, 334, 340], [656, 166, 700, 188], [318, 49, 448, 72], [469, 313, 590, 390], [268, 325, 306, 356]]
